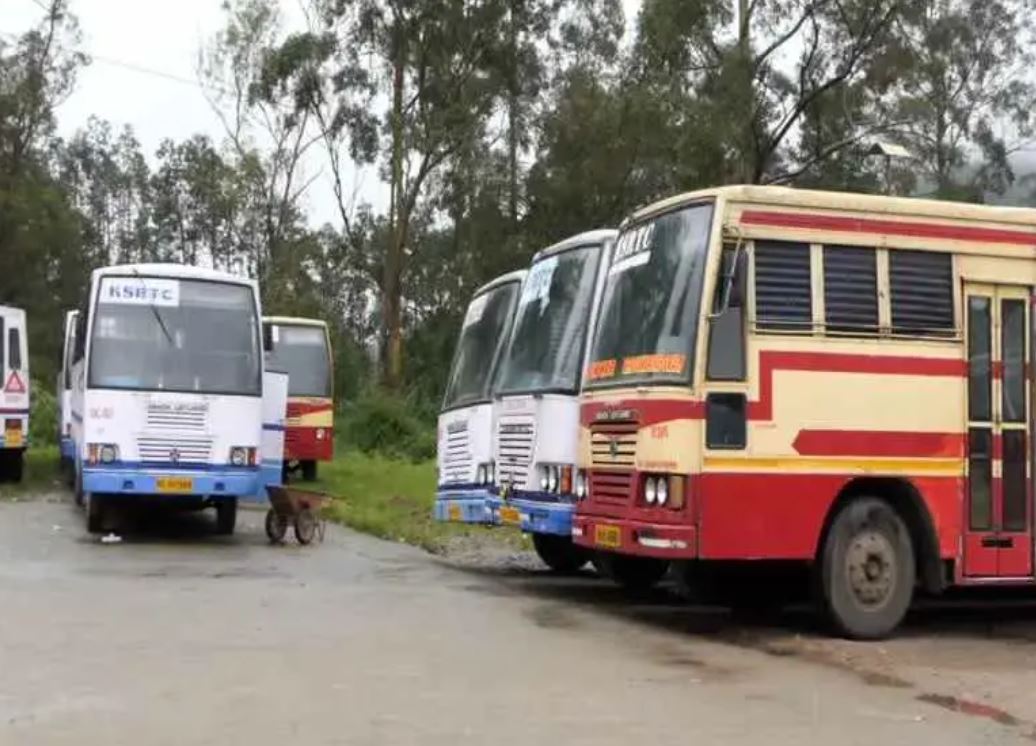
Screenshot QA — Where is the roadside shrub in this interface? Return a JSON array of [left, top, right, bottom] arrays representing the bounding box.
[[343, 388, 435, 462], [29, 381, 58, 446]]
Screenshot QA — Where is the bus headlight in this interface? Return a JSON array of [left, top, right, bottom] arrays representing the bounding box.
[[547, 465, 559, 493], [316, 428, 325, 440], [644, 476, 657, 505], [230, 447, 248, 466], [487, 461, 495, 484], [99, 444, 118, 464], [477, 464, 488, 485], [575, 470, 587, 500], [656, 476, 669, 506]]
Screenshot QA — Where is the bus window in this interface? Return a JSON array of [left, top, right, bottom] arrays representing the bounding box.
[[9, 327, 21, 370]]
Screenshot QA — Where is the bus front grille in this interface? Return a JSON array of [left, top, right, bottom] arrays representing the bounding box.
[[146, 402, 208, 432], [442, 427, 472, 484], [589, 469, 634, 503], [590, 421, 638, 468], [137, 436, 213, 464], [497, 418, 534, 489]]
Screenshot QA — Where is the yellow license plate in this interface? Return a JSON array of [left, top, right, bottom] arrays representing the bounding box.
[[156, 477, 194, 493], [5, 430, 22, 448], [499, 506, 521, 526], [594, 524, 621, 549], [448, 504, 462, 521]]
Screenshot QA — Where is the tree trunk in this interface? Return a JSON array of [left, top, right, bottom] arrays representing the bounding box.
[[507, 0, 520, 227], [383, 18, 407, 389]]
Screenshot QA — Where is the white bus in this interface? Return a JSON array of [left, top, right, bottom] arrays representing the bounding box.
[[434, 270, 525, 524], [486, 230, 616, 571], [58, 310, 79, 487], [0, 305, 29, 483], [70, 264, 269, 534]]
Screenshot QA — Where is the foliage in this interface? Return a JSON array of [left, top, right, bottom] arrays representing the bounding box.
[[29, 380, 58, 447], [342, 388, 436, 461], [316, 449, 520, 553]]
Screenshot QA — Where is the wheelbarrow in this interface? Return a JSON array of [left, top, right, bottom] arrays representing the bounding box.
[[264, 485, 330, 545]]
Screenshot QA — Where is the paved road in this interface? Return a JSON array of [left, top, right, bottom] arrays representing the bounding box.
[[2, 494, 1035, 745]]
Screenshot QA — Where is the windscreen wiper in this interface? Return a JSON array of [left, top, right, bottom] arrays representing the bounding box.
[[131, 268, 175, 347]]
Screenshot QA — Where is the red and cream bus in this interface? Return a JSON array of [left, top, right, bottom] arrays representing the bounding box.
[[574, 185, 1036, 639], [262, 317, 333, 481]]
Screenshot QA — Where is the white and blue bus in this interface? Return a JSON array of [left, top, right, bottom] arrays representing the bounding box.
[[0, 305, 29, 483], [70, 264, 271, 534], [58, 309, 78, 487], [486, 230, 616, 571], [434, 270, 525, 524]]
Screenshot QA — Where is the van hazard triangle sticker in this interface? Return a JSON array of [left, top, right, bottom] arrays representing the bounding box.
[[4, 371, 25, 394]]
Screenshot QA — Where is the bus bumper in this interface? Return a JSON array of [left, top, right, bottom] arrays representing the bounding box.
[[572, 514, 698, 559], [434, 487, 492, 524], [486, 492, 573, 536], [82, 465, 261, 499]]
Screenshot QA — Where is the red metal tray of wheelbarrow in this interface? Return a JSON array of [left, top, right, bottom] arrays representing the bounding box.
[[265, 485, 331, 545]]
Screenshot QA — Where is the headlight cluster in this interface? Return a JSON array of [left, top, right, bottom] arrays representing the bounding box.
[[476, 461, 495, 485], [88, 443, 120, 465], [538, 464, 573, 494], [643, 474, 671, 506], [574, 470, 588, 500], [229, 447, 257, 466]]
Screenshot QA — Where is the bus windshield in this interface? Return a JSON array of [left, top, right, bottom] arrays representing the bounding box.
[[586, 203, 714, 387], [266, 325, 331, 397], [497, 244, 603, 395], [442, 281, 521, 410], [88, 276, 261, 396]]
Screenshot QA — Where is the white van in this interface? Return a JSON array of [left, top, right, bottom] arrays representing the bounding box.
[[0, 305, 29, 483]]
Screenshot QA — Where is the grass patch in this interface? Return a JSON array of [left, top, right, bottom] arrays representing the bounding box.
[[0, 446, 62, 500], [313, 450, 519, 554]]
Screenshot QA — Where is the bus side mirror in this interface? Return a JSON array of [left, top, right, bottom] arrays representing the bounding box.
[[73, 311, 87, 363], [262, 324, 274, 353], [711, 244, 746, 319]]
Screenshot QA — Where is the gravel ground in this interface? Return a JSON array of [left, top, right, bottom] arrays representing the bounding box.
[[2, 492, 1035, 745]]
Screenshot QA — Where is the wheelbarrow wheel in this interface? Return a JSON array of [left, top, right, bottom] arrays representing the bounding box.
[[294, 508, 317, 545], [265, 509, 288, 544]]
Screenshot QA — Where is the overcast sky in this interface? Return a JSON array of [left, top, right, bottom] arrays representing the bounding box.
[[7, 0, 644, 226]]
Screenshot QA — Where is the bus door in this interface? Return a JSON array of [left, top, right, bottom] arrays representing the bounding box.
[[964, 283, 1032, 578]]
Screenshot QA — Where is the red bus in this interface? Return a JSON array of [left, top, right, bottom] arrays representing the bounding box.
[[574, 185, 1036, 639], [263, 317, 333, 481]]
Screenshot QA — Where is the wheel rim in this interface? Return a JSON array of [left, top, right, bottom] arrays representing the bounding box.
[[845, 529, 896, 610]]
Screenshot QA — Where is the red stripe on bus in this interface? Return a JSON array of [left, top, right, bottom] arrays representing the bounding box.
[[582, 351, 964, 426], [791, 429, 965, 458], [748, 351, 965, 421], [741, 210, 1036, 246]]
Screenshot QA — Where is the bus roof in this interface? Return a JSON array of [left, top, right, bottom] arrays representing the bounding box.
[[263, 316, 328, 329], [532, 229, 618, 264], [91, 263, 257, 288], [473, 269, 527, 298], [627, 185, 1036, 232], [0, 306, 26, 320]]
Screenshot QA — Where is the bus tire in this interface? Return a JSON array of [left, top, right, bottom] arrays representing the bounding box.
[[8, 451, 23, 484], [596, 552, 669, 592], [820, 497, 914, 640], [73, 463, 85, 507], [215, 499, 238, 535], [86, 494, 105, 534], [532, 534, 588, 573], [301, 460, 317, 481]]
